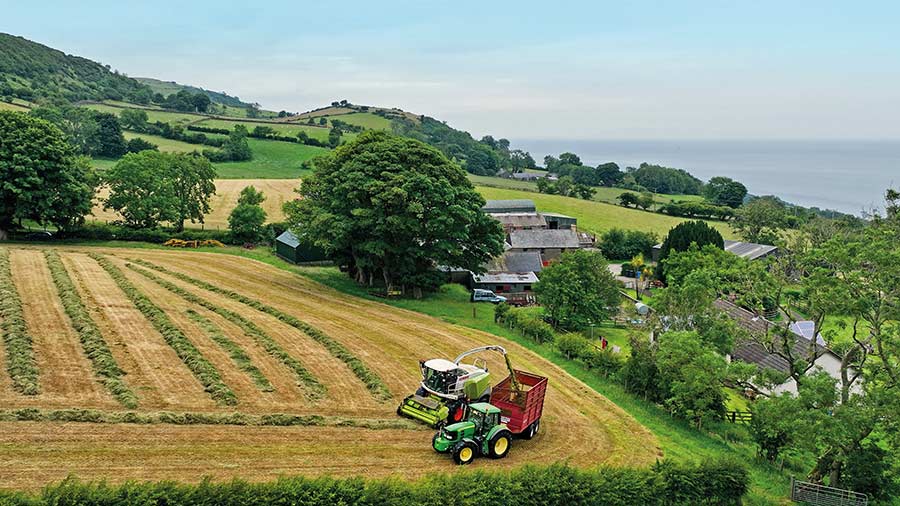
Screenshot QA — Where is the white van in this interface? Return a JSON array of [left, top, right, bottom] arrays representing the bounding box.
[[471, 289, 507, 304]]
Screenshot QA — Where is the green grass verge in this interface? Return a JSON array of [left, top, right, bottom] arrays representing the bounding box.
[[0, 248, 39, 394], [132, 258, 391, 402], [214, 138, 329, 178], [125, 262, 324, 400], [184, 309, 274, 393], [0, 407, 422, 430], [43, 250, 138, 407], [474, 186, 736, 239], [89, 254, 237, 406]]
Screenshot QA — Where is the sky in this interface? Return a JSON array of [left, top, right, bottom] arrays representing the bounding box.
[[4, 1, 900, 140]]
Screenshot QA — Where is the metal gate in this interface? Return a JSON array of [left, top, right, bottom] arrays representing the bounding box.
[[791, 477, 867, 506]]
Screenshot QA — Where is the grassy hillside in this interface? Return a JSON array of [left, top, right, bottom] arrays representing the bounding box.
[[475, 186, 736, 239], [215, 139, 329, 178], [288, 111, 392, 130], [195, 118, 337, 142], [135, 77, 256, 108], [83, 103, 202, 126], [122, 132, 203, 153], [0, 33, 150, 103], [0, 101, 28, 112]]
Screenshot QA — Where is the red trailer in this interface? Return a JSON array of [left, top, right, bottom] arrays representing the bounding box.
[[489, 369, 548, 439]]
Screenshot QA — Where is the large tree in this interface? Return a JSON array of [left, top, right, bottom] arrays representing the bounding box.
[[704, 176, 748, 208], [732, 196, 789, 244], [657, 220, 724, 282], [285, 131, 505, 296], [169, 154, 216, 231], [0, 111, 96, 237], [534, 249, 621, 329]]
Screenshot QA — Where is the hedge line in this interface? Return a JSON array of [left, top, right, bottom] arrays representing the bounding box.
[[0, 460, 749, 506], [184, 309, 274, 393], [132, 259, 391, 401], [43, 250, 138, 407], [0, 408, 420, 431], [125, 263, 325, 400], [494, 304, 554, 344], [89, 254, 237, 406], [0, 248, 39, 394]]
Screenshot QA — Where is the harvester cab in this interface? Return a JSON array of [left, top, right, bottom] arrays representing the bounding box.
[[397, 345, 520, 427]]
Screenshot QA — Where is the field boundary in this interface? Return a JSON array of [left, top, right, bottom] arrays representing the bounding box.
[[184, 309, 274, 392], [132, 259, 392, 401], [0, 407, 424, 430], [43, 250, 138, 407], [90, 254, 238, 406], [0, 248, 39, 394], [126, 262, 325, 400]]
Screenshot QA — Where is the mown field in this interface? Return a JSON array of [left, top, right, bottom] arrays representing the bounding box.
[[0, 101, 29, 112], [0, 246, 659, 490]]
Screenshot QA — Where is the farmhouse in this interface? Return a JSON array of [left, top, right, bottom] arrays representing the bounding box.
[[275, 230, 328, 264], [714, 299, 855, 395]]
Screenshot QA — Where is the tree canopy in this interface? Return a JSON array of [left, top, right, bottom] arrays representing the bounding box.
[[534, 249, 621, 329], [0, 111, 95, 236], [285, 131, 505, 296]]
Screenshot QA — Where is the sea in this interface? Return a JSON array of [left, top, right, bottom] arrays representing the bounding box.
[[511, 139, 900, 216]]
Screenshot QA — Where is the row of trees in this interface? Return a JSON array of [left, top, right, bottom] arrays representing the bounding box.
[[536, 175, 595, 200]]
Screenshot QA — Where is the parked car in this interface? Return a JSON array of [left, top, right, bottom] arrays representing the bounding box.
[[24, 231, 53, 241], [470, 289, 507, 304]]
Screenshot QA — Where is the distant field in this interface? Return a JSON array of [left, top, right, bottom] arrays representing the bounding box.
[[0, 101, 29, 112], [216, 139, 329, 178], [123, 132, 202, 153], [195, 118, 334, 142], [468, 174, 705, 206], [83, 103, 201, 125], [288, 106, 355, 120], [321, 112, 392, 130], [475, 186, 735, 239], [91, 179, 298, 228]]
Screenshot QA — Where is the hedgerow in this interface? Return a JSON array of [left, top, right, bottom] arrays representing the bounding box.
[[0, 248, 39, 394], [132, 259, 391, 401], [89, 254, 237, 406], [125, 263, 325, 400], [0, 408, 421, 431], [184, 309, 273, 393], [0, 460, 749, 506], [43, 250, 138, 407]]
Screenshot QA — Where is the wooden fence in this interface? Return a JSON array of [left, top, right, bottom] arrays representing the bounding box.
[[724, 410, 752, 424]]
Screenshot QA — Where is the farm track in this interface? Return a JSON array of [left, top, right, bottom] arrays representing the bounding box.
[[0, 246, 661, 490], [7, 250, 116, 408]]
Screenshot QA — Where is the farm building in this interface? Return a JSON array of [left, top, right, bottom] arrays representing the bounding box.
[[541, 212, 577, 230], [651, 239, 778, 262], [714, 299, 857, 395], [275, 230, 328, 264], [507, 228, 581, 261], [485, 250, 544, 274], [509, 172, 542, 181], [471, 271, 539, 294], [482, 199, 537, 214], [491, 212, 548, 231]]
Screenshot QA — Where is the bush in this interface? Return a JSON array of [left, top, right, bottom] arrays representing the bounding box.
[[0, 460, 749, 506], [583, 346, 624, 377], [61, 222, 234, 244], [599, 228, 658, 260], [556, 333, 589, 359]]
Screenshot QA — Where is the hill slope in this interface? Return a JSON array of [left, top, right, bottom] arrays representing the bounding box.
[[135, 77, 254, 108], [0, 33, 150, 102]]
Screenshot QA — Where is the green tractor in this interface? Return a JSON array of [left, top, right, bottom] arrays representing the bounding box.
[[431, 402, 513, 464]]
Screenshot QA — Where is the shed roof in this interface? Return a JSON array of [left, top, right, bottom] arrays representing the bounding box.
[[723, 240, 778, 260], [485, 251, 544, 273], [276, 230, 301, 248], [508, 228, 580, 249], [511, 172, 541, 180], [472, 271, 540, 284], [482, 199, 536, 213], [490, 212, 547, 228]]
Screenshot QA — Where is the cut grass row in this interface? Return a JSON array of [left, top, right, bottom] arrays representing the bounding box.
[[0, 407, 422, 430], [43, 250, 138, 407], [89, 254, 237, 406], [0, 248, 39, 395], [132, 259, 392, 401], [184, 309, 274, 393], [125, 262, 325, 400]]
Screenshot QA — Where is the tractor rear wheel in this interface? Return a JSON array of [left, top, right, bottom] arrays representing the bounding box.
[[522, 420, 540, 440], [452, 441, 477, 465], [488, 430, 512, 459]]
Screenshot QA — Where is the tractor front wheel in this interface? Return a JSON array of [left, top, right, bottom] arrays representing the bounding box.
[[452, 441, 477, 465], [488, 430, 512, 459]]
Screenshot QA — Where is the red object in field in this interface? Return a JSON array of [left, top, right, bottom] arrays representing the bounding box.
[[490, 370, 548, 434]]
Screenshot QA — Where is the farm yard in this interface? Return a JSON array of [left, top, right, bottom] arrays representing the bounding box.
[[0, 246, 660, 490]]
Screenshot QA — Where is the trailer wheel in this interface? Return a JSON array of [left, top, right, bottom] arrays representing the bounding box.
[[522, 420, 540, 440], [488, 430, 512, 459], [452, 441, 477, 465]]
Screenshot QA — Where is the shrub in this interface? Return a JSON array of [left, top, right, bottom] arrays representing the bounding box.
[[583, 346, 624, 377], [0, 248, 39, 394], [90, 254, 237, 406], [556, 333, 589, 359]]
